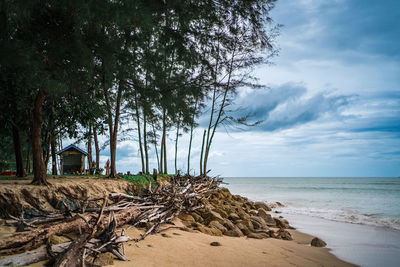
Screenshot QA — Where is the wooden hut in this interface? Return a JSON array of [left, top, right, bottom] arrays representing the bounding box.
[[56, 144, 87, 175]]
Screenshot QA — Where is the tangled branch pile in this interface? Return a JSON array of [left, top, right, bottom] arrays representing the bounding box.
[[0, 175, 222, 266]]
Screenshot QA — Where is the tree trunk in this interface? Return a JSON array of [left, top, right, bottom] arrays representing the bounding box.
[[12, 125, 25, 177], [43, 133, 51, 171], [109, 83, 123, 178], [162, 112, 167, 174], [160, 130, 164, 174], [134, 93, 145, 173], [109, 133, 117, 177], [152, 122, 160, 173], [51, 138, 57, 175], [31, 88, 48, 185], [143, 112, 149, 174], [174, 121, 180, 174], [87, 125, 93, 174], [93, 126, 100, 172], [26, 146, 31, 174], [203, 42, 237, 177], [200, 129, 206, 176], [187, 123, 194, 175], [102, 61, 122, 178]]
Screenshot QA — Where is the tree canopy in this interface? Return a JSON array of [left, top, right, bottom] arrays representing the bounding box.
[[0, 0, 279, 184]]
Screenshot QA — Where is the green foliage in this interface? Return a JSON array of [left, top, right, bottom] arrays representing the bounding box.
[[0, 0, 279, 178], [121, 174, 157, 188]]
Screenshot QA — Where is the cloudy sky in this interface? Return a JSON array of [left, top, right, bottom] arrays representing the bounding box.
[[87, 0, 400, 177]]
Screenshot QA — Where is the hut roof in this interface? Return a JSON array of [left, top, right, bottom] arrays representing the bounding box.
[[56, 144, 88, 156]]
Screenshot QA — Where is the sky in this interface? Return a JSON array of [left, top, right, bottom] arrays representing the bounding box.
[[74, 0, 400, 177]]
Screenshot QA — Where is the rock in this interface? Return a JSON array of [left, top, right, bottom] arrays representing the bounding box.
[[191, 212, 203, 223], [236, 223, 250, 235], [213, 207, 228, 218], [243, 219, 254, 232], [222, 219, 236, 231], [257, 209, 276, 226], [203, 210, 224, 225], [238, 210, 250, 221], [228, 212, 241, 221], [92, 252, 114, 266], [275, 228, 292, 240], [224, 227, 244, 237], [249, 209, 258, 216], [311, 237, 327, 247], [219, 188, 232, 199], [179, 213, 195, 223], [232, 195, 243, 202], [254, 201, 271, 211], [161, 233, 171, 238], [50, 235, 71, 245], [196, 225, 223, 236], [274, 217, 289, 229], [208, 220, 227, 233], [250, 216, 268, 230], [247, 232, 269, 239], [210, 241, 222, 246]]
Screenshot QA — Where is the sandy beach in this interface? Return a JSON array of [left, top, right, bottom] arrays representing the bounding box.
[[106, 219, 355, 267], [1, 218, 355, 267]]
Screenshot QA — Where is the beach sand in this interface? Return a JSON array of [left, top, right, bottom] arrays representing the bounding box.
[[21, 219, 356, 267], [110, 219, 356, 267]]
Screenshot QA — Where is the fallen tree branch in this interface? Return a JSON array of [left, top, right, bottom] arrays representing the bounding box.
[[0, 206, 140, 256]]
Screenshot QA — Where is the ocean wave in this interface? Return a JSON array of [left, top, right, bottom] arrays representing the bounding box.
[[279, 206, 400, 231]]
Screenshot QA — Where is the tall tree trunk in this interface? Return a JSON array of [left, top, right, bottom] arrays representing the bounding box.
[[200, 129, 206, 176], [26, 146, 31, 174], [143, 112, 149, 174], [134, 93, 145, 173], [102, 60, 122, 178], [31, 88, 48, 185], [187, 123, 194, 175], [93, 126, 100, 172], [12, 125, 25, 177], [203, 41, 237, 175], [160, 129, 164, 174], [51, 138, 57, 175], [43, 131, 51, 170], [109, 82, 123, 178], [162, 112, 167, 174], [187, 101, 197, 175], [174, 121, 180, 174], [152, 122, 160, 173], [87, 125, 93, 174]]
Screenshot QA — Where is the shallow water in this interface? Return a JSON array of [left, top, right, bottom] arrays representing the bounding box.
[[223, 177, 400, 267], [223, 177, 400, 230]]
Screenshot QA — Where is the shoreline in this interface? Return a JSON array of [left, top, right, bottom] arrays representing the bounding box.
[[282, 212, 400, 267]]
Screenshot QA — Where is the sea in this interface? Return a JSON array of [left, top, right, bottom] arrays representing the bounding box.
[[223, 177, 400, 267]]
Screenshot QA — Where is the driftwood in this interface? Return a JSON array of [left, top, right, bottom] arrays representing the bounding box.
[[51, 198, 109, 267], [0, 242, 71, 267], [111, 175, 222, 240], [0, 235, 133, 267], [0, 205, 140, 255]]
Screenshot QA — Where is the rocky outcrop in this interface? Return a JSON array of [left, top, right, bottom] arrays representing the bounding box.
[[182, 187, 293, 241]]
